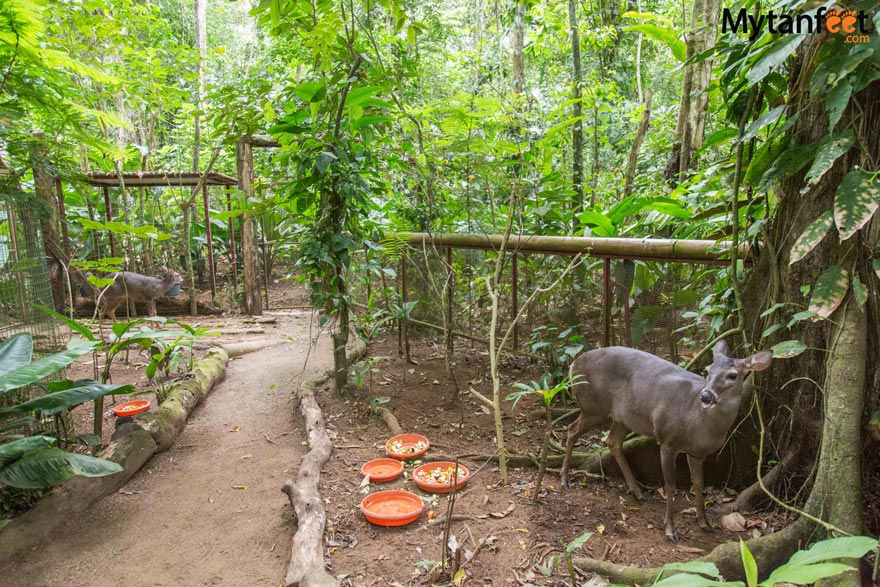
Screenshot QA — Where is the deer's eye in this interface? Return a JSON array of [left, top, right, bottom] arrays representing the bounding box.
[[727, 373, 738, 381]]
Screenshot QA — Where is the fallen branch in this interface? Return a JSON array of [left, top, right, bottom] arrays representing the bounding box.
[[374, 406, 403, 436]]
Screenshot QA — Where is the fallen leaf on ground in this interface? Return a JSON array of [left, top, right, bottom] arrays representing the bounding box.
[[676, 545, 707, 554], [721, 512, 747, 532], [489, 503, 515, 518], [233, 485, 248, 490], [230, 426, 240, 432]]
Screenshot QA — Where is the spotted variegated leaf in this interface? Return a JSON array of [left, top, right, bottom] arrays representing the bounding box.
[[852, 275, 867, 310], [835, 170, 879, 241], [770, 340, 807, 358], [804, 132, 855, 187], [790, 211, 833, 264], [808, 265, 850, 320]]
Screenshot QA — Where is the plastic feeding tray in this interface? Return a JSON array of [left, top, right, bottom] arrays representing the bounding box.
[[113, 400, 150, 418], [385, 433, 429, 460], [360, 490, 424, 527], [360, 458, 404, 483], [412, 461, 470, 494]]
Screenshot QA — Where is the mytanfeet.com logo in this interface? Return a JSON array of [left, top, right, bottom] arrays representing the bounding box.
[[722, 6, 874, 43]]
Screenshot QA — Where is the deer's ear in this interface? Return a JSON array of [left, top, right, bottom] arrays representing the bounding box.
[[712, 340, 730, 358], [744, 350, 773, 372]]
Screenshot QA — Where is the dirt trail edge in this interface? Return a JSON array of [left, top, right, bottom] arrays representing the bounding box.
[[2, 319, 333, 587]]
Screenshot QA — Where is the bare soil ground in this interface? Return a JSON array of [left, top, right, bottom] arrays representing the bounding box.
[[1, 282, 770, 587]]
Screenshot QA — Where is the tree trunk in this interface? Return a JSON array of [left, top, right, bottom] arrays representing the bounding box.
[[511, 0, 525, 96], [235, 140, 263, 316], [624, 90, 652, 197], [30, 135, 65, 312]]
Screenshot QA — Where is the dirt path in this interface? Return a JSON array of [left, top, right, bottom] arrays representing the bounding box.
[[3, 313, 333, 587]]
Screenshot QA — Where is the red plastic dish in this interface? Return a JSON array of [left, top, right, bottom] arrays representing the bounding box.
[[385, 433, 429, 460], [361, 458, 405, 483], [412, 461, 470, 494], [113, 399, 150, 417], [360, 490, 424, 527]]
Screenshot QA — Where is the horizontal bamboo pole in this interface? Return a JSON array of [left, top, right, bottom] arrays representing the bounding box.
[[395, 232, 750, 264]]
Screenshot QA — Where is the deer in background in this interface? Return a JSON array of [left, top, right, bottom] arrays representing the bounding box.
[[100, 266, 179, 321], [560, 340, 773, 543]]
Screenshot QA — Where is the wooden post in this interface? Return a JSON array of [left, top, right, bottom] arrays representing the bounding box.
[[603, 258, 612, 347], [446, 246, 454, 357], [202, 183, 216, 299], [226, 188, 237, 296], [260, 215, 270, 308], [103, 186, 117, 258], [235, 139, 262, 316]]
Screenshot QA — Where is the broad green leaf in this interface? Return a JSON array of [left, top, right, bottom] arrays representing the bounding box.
[[747, 34, 805, 88], [621, 10, 675, 26], [344, 85, 384, 109], [644, 199, 692, 219], [763, 563, 854, 586], [786, 537, 878, 568], [760, 303, 786, 318], [0, 436, 56, 466], [770, 340, 807, 358], [742, 105, 785, 142], [0, 415, 35, 434], [758, 142, 818, 190], [804, 132, 855, 187], [834, 170, 879, 241], [789, 211, 833, 264], [0, 381, 133, 416], [826, 80, 852, 131], [578, 210, 616, 237], [294, 80, 326, 103], [852, 275, 867, 309], [624, 23, 686, 61], [660, 561, 722, 578], [0, 333, 33, 377], [787, 310, 817, 328], [0, 342, 100, 394], [761, 324, 784, 338], [352, 115, 392, 130], [0, 447, 122, 489], [316, 151, 336, 173], [652, 572, 738, 587], [808, 265, 849, 320], [741, 540, 758, 587]]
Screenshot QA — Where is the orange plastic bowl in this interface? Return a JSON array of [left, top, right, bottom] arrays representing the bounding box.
[[412, 462, 470, 494], [360, 458, 404, 483], [385, 433, 429, 460], [113, 400, 150, 418], [360, 490, 424, 527]]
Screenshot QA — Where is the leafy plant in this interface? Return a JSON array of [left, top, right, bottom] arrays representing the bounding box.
[[0, 333, 131, 490], [650, 536, 878, 587]]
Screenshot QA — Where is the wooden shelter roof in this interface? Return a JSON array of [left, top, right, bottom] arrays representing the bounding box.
[[84, 171, 238, 188]]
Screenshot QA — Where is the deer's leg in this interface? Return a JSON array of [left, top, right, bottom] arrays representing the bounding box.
[[606, 421, 644, 500], [687, 454, 709, 529], [659, 444, 679, 543], [561, 412, 597, 490], [146, 299, 157, 317]]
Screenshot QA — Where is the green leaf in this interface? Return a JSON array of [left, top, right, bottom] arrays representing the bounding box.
[[0, 333, 34, 377], [0, 381, 134, 417], [565, 531, 593, 554], [316, 151, 336, 173], [789, 211, 833, 264], [344, 85, 385, 109], [0, 436, 56, 466], [758, 142, 818, 190], [763, 563, 854, 586], [0, 447, 122, 489], [660, 561, 722, 579], [643, 199, 691, 219], [826, 80, 852, 132], [747, 34, 805, 88], [352, 115, 392, 130], [808, 265, 849, 320], [786, 536, 879, 568], [34, 304, 97, 341], [294, 80, 327, 103], [769, 340, 807, 358], [741, 540, 758, 587], [0, 342, 100, 394], [578, 210, 616, 237], [852, 275, 867, 309], [834, 170, 879, 241], [624, 23, 686, 61], [652, 572, 739, 587], [742, 105, 786, 142], [804, 132, 855, 187]]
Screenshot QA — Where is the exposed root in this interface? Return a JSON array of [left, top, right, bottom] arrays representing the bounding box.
[[374, 406, 403, 436], [573, 520, 809, 583], [717, 450, 797, 515]]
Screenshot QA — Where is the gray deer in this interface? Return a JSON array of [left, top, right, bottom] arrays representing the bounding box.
[[100, 266, 179, 321], [560, 341, 772, 542]]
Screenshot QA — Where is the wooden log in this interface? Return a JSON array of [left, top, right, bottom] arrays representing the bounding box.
[[0, 424, 158, 567], [137, 348, 228, 452], [395, 232, 751, 263]]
